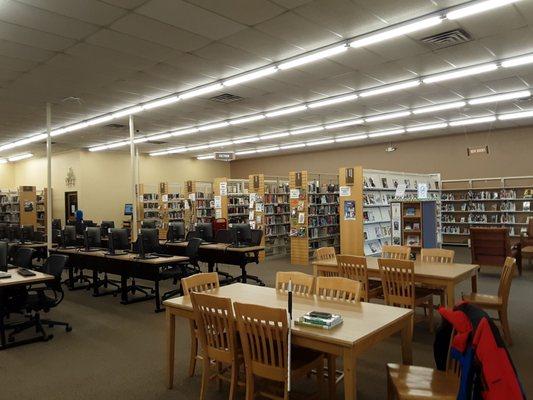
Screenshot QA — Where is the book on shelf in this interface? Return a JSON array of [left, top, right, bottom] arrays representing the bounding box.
[[405, 207, 416, 216], [406, 235, 420, 246]]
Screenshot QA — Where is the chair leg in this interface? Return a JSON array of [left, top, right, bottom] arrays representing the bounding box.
[[327, 355, 336, 400], [387, 369, 395, 400], [199, 357, 210, 400], [229, 360, 238, 400], [428, 297, 434, 334], [439, 291, 446, 308], [316, 357, 324, 398], [245, 372, 254, 400], [217, 362, 223, 391], [499, 308, 513, 346], [188, 320, 198, 377]]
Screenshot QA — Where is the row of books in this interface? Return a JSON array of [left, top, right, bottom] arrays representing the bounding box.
[[308, 215, 339, 227], [265, 204, 289, 215], [364, 223, 391, 241], [295, 312, 343, 330], [309, 204, 338, 216], [363, 192, 395, 206], [363, 208, 391, 223], [364, 176, 438, 190]]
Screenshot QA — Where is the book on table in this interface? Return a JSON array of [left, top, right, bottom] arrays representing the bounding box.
[[295, 311, 343, 329]]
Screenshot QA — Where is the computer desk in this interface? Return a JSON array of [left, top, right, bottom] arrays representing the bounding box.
[[50, 248, 188, 312], [159, 240, 265, 284], [0, 268, 54, 350]]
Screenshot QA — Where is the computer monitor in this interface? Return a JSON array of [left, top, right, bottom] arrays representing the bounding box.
[[83, 227, 101, 252], [195, 222, 213, 242], [0, 241, 7, 272], [20, 225, 34, 243], [136, 228, 159, 259], [8, 225, 20, 242], [141, 220, 157, 229], [230, 223, 252, 246], [0, 224, 8, 240], [84, 220, 96, 227], [100, 221, 115, 237], [167, 221, 185, 242], [124, 203, 133, 216], [52, 219, 62, 230], [106, 228, 129, 256], [61, 226, 77, 248]]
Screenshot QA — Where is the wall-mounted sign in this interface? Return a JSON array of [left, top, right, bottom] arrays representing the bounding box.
[[294, 172, 302, 188], [214, 152, 235, 161], [467, 146, 489, 156], [339, 186, 351, 197], [253, 175, 260, 189], [345, 167, 354, 185], [186, 180, 193, 193], [65, 168, 76, 188]]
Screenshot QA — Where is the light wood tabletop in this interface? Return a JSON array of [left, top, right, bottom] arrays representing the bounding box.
[[313, 256, 479, 308], [160, 240, 264, 253], [164, 283, 413, 399], [0, 269, 54, 287], [53, 248, 188, 264]]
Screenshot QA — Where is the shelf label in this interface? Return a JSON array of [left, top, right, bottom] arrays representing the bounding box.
[[417, 183, 428, 199], [161, 194, 168, 202], [395, 183, 406, 198], [339, 186, 351, 197], [219, 182, 227, 196], [214, 196, 222, 209], [188, 193, 195, 201]]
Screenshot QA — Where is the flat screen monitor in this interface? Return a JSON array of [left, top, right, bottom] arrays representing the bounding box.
[[107, 228, 129, 255], [84, 227, 101, 251], [62, 226, 77, 247], [20, 225, 34, 243], [195, 222, 213, 242], [167, 221, 185, 242], [141, 220, 157, 229], [0, 224, 8, 240], [124, 203, 133, 216], [100, 221, 115, 236], [8, 225, 20, 242], [230, 223, 252, 245], [139, 228, 159, 253]]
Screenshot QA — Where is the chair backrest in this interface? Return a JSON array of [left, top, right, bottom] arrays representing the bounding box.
[[382, 245, 410, 260], [378, 258, 415, 308], [51, 219, 62, 230], [0, 241, 7, 270], [275, 271, 314, 295], [181, 272, 219, 295], [185, 237, 202, 260], [469, 227, 511, 266], [234, 302, 288, 383], [191, 292, 237, 364], [43, 254, 69, 290], [315, 246, 336, 261], [420, 248, 455, 263], [316, 276, 360, 303], [527, 219, 533, 238], [337, 255, 370, 301], [214, 229, 235, 244], [13, 247, 35, 269], [250, 229, 263, 245], [498, 257, 516, 305]]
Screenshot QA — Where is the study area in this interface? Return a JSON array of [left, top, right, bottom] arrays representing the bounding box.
[[0, 0, 531, 399]]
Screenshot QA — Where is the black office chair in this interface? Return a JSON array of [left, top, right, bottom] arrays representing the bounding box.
[[33, 230, 45, 242], [51, 228, 62, 244], [236, 229, 265, 286], [213, 230, 235, 283], [13, 247, 36, 269], [161, 238, 202, 301], [0, 241, 8, 271], [141, 220, 157, 229], [52, 219, 62, 230], [186, 230, 200, 240], [9, 254, 71, 342]]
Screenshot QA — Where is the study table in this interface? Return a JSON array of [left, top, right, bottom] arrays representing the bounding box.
[[0, 268, 54, 350], [50, 248, 188, 312], [159, 241, 265, 284], [164, 283, 413, 399], [313, 257, 479, 308]]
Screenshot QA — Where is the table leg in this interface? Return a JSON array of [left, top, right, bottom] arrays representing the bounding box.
[[154, 279, 162, 313], [471, 273, 478, 293], [241, 265, 247, 284], [166, 310, 176, 389], [401, 314, 413, 365], [121, 274, 128, 303], [207, 261, 214, 273], [68, 265, 74, 289], [446, 283, 455, 309], [343, 348, 357, 400], [92, 269, 99, 296]]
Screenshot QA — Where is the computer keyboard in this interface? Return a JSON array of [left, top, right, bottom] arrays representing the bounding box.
[[152, 253, 173, 258], [18, 268, 36, 277], [0, 272, 11, 279], [230, 243, 252, 248]]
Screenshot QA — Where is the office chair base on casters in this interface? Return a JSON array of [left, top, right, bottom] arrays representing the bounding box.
[[120, 278, 155, 306], [235, 265, 265, 286], [215, 269, 235, 286], [8, 313, 71, 344], [92, 273, 121, 297], [63, 268, 93, 291]]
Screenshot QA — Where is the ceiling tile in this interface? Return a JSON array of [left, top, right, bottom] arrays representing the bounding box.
[[0, 20, 75, 51], [0, 39, 55, 62], [270, 0, 313, 9], [193, 42, 269, 72], [98, 0, 149, 9], [0, 55, 38, 72], [187, 0, 285, 25], [479, 26, 533, 59], [164, 52, 239, 80]]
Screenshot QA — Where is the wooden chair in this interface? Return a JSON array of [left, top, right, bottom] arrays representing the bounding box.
[[387, 330, 460, 399], [316, 276, 360, 400], [315, 246, 336, 261], [462, 257, 516, 345], [382, 245, 411, 260], [378, 258, 434, 333], [420, 248, 455, 306], [470, 227, 520, 274], [181, 272, 220, 377], [191, 292, 243, 400], [337, 255, 382, 302], [233, 302, 324, 400], [275, 271, 314, 295]]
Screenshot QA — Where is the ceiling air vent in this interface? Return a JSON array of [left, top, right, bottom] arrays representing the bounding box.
[[209, 93, 244, 104], [104, 123, 127, 129], [146, 140, 167, 145], [420, 29, 472, 49]]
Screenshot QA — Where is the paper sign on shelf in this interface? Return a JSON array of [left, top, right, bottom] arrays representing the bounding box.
[[215, 209, 222, 219], [161, 194, 168, 202], [188, 193, 196, 202], [138, 195, 143, 202], [395, 183, 406, 198], [417, 182, 428, 199], [219, 182, 227, 196], [255, 203, 264, 212], [339, 186, 351, 197], [290, 189, 300, 199], [184, 201, 190, 210], [214, 196, 221, 209]]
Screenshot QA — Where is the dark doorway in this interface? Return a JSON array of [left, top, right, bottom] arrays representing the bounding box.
[[64, 191, 78, 222]]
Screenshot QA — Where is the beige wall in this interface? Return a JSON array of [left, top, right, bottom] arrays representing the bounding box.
[[230, 126, 533, 180], [0, 163, 14, 188]]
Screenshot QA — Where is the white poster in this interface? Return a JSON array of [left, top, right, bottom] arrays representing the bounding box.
[[339, 186, 351, 197], [183, 201, 190, 210], [417, 182, 428, 199], [255, 203, 264, 212], [290, 189, 300, 199], [214, 195, 221, 209], [219, 182, 227, 196], [188, 193, 196, 201], [395, 183, 406, 198], [215, 209, 222, 219], [161, 194, 168, 202]]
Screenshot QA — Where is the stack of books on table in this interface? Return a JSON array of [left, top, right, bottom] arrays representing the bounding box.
[[295, 311, 343, 330]]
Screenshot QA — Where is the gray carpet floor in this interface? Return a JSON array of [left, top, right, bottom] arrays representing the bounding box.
[[1, 247, 531, 399]]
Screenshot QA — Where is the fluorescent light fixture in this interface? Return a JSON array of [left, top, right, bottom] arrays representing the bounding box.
[[168, 147, 187, 154], [325, 119, 364, 130], [198, 121, 229, 131], [112, 106, 143, 119], [335, 134, 368, 142], [368, 128, 405, 138], [142, 95, 179, 110], [0, 143, 15, 151], [223, 67, 277, 86], [107, 141, 129, 149], [236, 149, 257, 155], [256, 146, 280, 153], [406, 122, 448, 132], [179, 83, 223, 100], [229, 115, 265, 125], [197, 155, 215, 160], [0, 159, 6, 164], [187, 145, 209, 151], [59, 121, 89, 135], [365, 110, 411, 123], [280, 143, 306, 150], [260, 132, 290, 140], [308, 93, 358, 109], [149, 150, 169, 156], [446, 0, 521, 20], [290, 126, 324, 135], [265, 105, 307, 118], [87, 114, 114, 126], [89, 145, 107, 152], [208, 141, 233, 148], [449, 116, 496, 126], [498, 110, 533, 120], [233, 136, 260, 144], [501, 54, 533, 68], [15, 134, 47, 146], [8, 153, 33, 162], [413, 101, 466, 114], [360, 80, 420, 98], [350, 16, 442, 48], [468, 90, 531, 105], [423, 63, 498, 84], [278, 45, 347, 70], [171, 127, 198, 136], [149, 133, 172, 140], [133, 137, 150, 144], [306, 139, 335, 146]]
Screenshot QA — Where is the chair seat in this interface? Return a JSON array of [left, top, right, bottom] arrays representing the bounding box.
[[24, 293, 55, 311], [159, 265, 187, 279], [387, 363, 459, 400], [291, 345, 323, 377], [414, 287, 434, 305], [462, 292, 502, 307]]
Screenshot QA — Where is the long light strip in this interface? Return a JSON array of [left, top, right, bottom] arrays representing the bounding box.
[[7, 153, 33, 162], [446, 0, 521, 20], [448, 115, 497, 126], [468, 90, 531, 105], [278, 45, 348, 70], [498, 110, 533, 120], [413, 101, 466, 114], [423, 63, 498, 84]]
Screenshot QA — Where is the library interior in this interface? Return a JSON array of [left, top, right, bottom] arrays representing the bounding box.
[[1, 1, 532, 399]]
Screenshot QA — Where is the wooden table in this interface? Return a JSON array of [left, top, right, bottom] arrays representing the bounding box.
[[51, 248, 188, 312], [160, 241, 265, 284], [521, 246, 533, 269], [313, 257, 479, 308], [164, 283, 413, 399], [0, 268, 54, 349]]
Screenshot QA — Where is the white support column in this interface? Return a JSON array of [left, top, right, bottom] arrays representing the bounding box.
[[46, 103, 52, 250], [129, 115, 138, 242]]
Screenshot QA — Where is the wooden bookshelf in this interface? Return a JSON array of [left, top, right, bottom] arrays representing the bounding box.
[[136, 183, 160, 230], [186, 180, 214, 226], [339, 167, 364, 255], [249, 174, 265, 261], [0, 186, 40, 227], [391, 200, 438, 255], [160, 182, 189, 238], [19, 186, 37, 227], [214, 178, 249, 224], [264, 176, 290, 257], [36, 188, 50, 232]]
